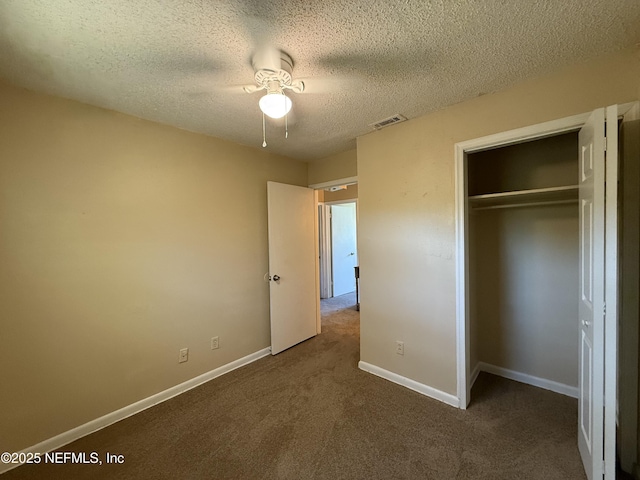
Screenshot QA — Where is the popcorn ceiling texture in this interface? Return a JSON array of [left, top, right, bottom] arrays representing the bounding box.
[[0, 0, 639, 160]]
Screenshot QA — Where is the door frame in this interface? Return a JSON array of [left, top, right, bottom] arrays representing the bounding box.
[[318, 203, 333, 299], [309, 177, 359, 302], [454, 111, 591, 409], [323, 199, 359, 298]]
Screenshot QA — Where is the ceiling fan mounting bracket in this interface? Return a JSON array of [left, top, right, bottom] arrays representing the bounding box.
[[252, 50, 293, 76], [248, 50, 304, 94], [254, 68, 293, 89]]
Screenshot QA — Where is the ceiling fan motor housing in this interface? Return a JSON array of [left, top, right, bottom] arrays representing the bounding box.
[[255, 68, 292, 89], [252, 50, 304, 93]]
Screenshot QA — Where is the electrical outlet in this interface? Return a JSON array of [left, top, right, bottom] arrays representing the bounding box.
[[179, 348, 189, 363], [396, 341, 404, 356], [211, 336, 219, 350]]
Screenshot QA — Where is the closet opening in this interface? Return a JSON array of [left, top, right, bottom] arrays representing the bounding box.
[[466, 131, 580, 403]]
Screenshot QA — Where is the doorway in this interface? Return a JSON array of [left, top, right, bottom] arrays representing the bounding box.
[[315, 184, 358, 300], [315, 184, 360, 356], [308, 180, 361, 342]]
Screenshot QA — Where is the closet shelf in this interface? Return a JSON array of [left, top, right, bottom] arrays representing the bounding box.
[[469, 185, 579, 210]]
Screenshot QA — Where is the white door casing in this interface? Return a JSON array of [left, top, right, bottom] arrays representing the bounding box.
[[318, 204, 332, 299], [330, 202, 358, 297], [455, 110, 593, 409], [267, 181, 318, 355]]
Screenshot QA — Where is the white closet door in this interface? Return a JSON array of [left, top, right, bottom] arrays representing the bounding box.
[[578, 107, 605, 480], [578, 105, 618, 480]]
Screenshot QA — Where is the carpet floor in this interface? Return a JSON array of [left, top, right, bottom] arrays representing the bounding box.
[[4, 292, 586, 479]]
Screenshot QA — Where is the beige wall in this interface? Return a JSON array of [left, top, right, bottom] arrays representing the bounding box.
[[308, 149, 357, 186], [0, 80, 307, 452], [357, 46, 640, 395], [472, 205, 579, 387]]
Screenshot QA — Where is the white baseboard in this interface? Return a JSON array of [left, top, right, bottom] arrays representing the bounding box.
[[477, 362, 578, 398], [358, 361, 459, 408], [1, 347, 271, 475]]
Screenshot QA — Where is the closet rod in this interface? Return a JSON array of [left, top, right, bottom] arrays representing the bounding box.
[[472, 199, 578, 211]]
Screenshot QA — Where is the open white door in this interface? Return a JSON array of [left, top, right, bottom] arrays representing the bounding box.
[[267, 181, 318, 355], [578, 106, 618, 479], [331, 202, 358, 297]]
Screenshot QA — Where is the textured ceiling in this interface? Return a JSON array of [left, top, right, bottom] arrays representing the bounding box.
[[1, 1, 639, 161]]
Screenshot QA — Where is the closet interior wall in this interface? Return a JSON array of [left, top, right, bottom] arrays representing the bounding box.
[[468, 132, 580, 392]]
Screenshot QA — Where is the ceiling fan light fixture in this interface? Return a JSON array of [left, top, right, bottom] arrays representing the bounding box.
[[259, 91, 292, 119]]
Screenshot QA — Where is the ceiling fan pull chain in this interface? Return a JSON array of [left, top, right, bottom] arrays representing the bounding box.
[[285, 113, 288, 139], [262, 113, 267, 147]]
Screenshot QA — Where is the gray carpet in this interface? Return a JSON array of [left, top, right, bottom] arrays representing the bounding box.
[[4, 292, 586, 479]]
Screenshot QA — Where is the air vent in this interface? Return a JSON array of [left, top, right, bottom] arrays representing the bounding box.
[[370, 114, 407, 130]]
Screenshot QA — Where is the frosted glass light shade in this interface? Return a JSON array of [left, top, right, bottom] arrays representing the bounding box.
[[259, 92, 292, 119]]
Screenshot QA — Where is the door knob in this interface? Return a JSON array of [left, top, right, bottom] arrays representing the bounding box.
[[272, 275, 280, 282]]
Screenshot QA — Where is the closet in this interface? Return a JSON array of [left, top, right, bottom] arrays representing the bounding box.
[[467, 132, 580, 396]]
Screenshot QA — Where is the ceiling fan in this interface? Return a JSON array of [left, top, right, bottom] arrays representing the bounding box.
[[241, 47, 306, 147]]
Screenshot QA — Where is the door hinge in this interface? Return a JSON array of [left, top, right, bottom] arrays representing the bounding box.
[[603, 302, 606, 316], [604, 137, 607, 152]]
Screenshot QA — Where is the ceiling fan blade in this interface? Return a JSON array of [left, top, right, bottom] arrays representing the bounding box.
[[143, 53, 227, 81], [296, 75, 365, 94], [287, 80, 304, 94], [251, 44, 283, 72], [316, 51, 433, 79], [234, 12, 283, 69], [242, 84, 263, 94], [181, 82, 258, 98]]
